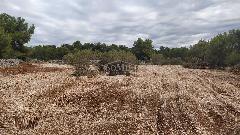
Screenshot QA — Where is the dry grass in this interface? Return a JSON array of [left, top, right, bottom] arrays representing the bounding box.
[[0, 64, 239, 134], [0, 63, 66, 75]]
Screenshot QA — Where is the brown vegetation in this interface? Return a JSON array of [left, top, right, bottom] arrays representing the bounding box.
[[0, 63, 65, 75], [0, 64, 239, 134]]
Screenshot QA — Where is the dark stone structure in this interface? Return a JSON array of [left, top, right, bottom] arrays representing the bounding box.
[[104, 61, 135, 76]]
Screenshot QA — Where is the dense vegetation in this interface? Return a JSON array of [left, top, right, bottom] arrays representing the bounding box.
[[0, 13, 35, 59], [0, 13, 239, 69], [184, 30, 240, 68]]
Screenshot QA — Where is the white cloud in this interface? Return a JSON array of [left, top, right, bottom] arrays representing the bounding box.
[[0, 0, 240, 47]]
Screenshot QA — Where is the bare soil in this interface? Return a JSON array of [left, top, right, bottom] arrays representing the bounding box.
[[0, 63, 65, 75], [0, 65, 239, 135]]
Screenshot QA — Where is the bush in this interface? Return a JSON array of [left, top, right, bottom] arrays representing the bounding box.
[[225, 51, 240, 66], [183, 57, 209, 69], [100, 50, 137, 64], [64, 50, 101, 77], [161, 58, 183, 65], [98, 50, 137, 72], [63, 50, 101, 65], [150, 53, 165, 65], [64, 50, 137, 76]]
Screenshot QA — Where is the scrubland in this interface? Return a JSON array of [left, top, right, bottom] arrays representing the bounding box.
[[0, 64, 239, 135]]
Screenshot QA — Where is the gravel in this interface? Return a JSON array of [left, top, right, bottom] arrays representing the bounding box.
[[0, 59, 23, 68]]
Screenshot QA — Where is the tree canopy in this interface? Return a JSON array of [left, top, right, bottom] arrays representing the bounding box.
[[0, 13, 35, 58], [132, 38, 154, 61]]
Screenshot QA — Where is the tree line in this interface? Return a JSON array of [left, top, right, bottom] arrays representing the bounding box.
[[0, 13, 239, 69]]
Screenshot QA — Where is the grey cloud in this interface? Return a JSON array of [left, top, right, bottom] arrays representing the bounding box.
[[0, 0, 240, 48]]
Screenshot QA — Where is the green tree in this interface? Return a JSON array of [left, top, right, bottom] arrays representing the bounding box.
[[206, 34, 228, 67], [225, 51, 240, 66], [0, 27, 12, 58], [186, 40, 209, 66], [132, 38, 154, 61], [72, 41, 82, 50], [0, 13, 35, 53], [227, 29, 240, 52], [31, 45, 59, 60], [169, 47, 188, 59], [159, 46, 171, 58]]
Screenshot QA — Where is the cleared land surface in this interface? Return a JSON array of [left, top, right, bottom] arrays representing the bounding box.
[[0, 64, 239, 135]]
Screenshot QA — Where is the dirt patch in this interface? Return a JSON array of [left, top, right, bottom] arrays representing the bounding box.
[[0, 63, 65, 75]]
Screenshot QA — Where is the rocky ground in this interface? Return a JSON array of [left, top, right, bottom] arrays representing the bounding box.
[[0, 59, 23, 68], [0, 64, 239, 135]]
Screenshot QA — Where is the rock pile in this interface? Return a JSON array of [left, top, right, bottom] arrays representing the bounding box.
[[49, 60, 65, 64], [0, 59, 23, 68]]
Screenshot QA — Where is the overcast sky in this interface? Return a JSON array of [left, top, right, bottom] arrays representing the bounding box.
[[1, 0, 240, 48]]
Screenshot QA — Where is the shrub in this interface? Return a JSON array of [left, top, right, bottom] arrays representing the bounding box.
[[225, 51, 240, 66], [98, 50, 137, 72], [64, 50, 101, 65], [161, 58, 183, 65], [150, 53, 165, 65], [183, 57, 209, 69], [100, 50, 137, 64], [64, 50, 101, 77], [64, 50, 137, 76]]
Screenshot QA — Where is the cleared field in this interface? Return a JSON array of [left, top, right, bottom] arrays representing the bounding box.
[[0, 65, 239, 135]]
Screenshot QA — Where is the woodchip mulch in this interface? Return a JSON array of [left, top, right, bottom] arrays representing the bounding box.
[[0, 65, 239, 134]]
